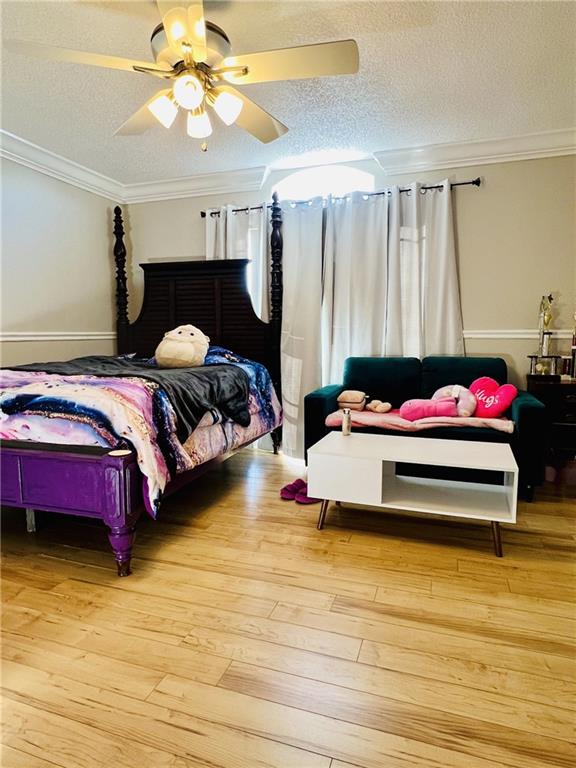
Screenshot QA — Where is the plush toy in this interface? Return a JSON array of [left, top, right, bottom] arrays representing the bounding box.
[[400, 397, 458, 421], [337, 390, 367, 411], [432, 384, 477, 417], [366, 399, 392, 413], [469, 377, 517, 418], [155, 324, 210, 368]]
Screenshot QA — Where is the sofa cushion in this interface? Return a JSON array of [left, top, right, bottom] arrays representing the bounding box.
[[324, 423, 512, 444], [343, 357, 422, 408], [422, 356, 508, 398]]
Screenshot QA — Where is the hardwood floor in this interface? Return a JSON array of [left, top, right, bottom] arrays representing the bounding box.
[[1, 450, 575, 768]]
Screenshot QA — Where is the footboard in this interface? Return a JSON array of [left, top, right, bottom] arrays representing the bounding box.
[[0, 443, 143, 575]]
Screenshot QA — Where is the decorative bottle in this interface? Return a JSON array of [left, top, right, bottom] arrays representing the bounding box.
[[342, 408, 351, 436]]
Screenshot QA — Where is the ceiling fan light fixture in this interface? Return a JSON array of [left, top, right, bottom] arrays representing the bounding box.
[[210, 90, 243, 125], [187, 107, 212, 139], [173, 73, 204, 110], [164, 7, 189, 51], [192, 17, 206, 41], [147, 92, 178, 129]]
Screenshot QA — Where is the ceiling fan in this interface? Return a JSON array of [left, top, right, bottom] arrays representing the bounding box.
[[7, 1, 359, 148]]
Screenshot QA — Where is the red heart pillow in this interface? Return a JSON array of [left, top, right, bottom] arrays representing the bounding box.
[[469, 377, 517, 418]]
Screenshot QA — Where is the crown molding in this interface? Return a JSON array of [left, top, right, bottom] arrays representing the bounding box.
[[0, 129, 268, 203], [3, 128, 574, 203], [374, 129, 576, 175], [122, 166, 268, 204], [1, 331, 115, 342], [0, 130, 122, 201]]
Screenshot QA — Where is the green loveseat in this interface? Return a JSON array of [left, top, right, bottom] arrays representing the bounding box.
[[304, 356, 546, 499]]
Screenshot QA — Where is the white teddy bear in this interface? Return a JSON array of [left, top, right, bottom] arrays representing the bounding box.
[[155, 324, 210, 368]]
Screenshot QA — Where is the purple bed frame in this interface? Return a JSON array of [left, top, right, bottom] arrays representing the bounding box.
[[1, 198, 284, 576]]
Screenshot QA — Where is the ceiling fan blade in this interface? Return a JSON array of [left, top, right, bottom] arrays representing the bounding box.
[[115, 89, 172, 135], [5, 39, 173, 75], [156, 1, 207, 63], [211, 85, 288, 144], [221, 40, 359, 85]]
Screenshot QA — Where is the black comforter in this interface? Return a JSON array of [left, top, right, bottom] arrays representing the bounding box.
[[15, 355, 251, 443]]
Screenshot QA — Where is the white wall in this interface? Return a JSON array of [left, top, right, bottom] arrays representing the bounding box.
[[0, 159, 117, 366], [126, 155, 576, 385]]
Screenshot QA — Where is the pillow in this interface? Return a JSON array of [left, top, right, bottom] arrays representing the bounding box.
[[469, 377, 518, 418], [432, 384, 477, 417], [337, 390, 367, 411], [155, 324, 210, 368], [400, 397, 458, 421]]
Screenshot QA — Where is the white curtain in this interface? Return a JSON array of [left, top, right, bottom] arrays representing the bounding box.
[[280, 199, 324, 458], [205, 182, 463, 459], [205, 204, 270, 322], [323, 180, 463, 380], [385, 181, 463, 356], [322, 192, 389, 384]]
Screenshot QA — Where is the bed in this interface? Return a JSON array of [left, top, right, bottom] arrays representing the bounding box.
[[0, 199, 284, 575]]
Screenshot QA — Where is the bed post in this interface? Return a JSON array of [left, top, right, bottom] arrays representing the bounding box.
[[270, 191, 283, 454], [113, 206, 130, 354]]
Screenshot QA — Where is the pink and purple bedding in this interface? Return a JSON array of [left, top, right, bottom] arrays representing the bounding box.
[[0, 347, 282, 516]]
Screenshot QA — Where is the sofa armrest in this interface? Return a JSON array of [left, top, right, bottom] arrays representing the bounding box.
[[304, 384, 344, 462], [508, 390, 547, 489], [510, 390, 546, 424]]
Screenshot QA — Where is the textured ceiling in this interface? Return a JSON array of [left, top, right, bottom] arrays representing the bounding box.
[[1, 0, 575, 184]]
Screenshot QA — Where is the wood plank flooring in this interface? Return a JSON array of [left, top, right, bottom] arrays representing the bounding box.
[[1, 450, 575, 768]]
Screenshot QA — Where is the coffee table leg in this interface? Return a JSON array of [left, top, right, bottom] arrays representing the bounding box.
[[317, 500, 329, 530], [491, 521, 503, 557]]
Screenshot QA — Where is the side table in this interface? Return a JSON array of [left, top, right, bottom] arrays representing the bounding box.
[[526, 376, 576, 475]]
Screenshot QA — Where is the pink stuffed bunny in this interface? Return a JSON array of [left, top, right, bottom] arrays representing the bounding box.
[[399, 397, 458, 422]]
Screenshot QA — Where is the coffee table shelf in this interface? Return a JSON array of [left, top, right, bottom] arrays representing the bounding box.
[[307, 433, 518, 556]]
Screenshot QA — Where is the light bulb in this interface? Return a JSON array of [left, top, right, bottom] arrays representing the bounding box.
[[211, 90, 243, 126], [187, 108, 212, 139], [147, 93, 178, 129], [173, 74, 204, 110]]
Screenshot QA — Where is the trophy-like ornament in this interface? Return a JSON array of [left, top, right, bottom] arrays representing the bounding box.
[[537, 293, 553, 356], [529, 293, 560, 375]]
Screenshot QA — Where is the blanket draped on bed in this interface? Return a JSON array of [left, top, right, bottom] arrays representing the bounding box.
[[1, 348, 281, 516], [11, 355, 251, 442]]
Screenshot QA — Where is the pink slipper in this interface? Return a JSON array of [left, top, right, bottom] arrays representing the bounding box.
[[295, 485, 321, 505], [280, 478, 307, 500]]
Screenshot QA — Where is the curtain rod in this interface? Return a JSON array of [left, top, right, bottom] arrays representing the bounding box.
[[200, 177, 482, 217]]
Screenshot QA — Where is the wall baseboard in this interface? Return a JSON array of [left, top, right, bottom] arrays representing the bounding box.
[[2, 329, 571, 343]]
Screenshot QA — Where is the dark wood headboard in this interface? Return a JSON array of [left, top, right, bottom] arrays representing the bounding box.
[[112, 204, 283, 395]]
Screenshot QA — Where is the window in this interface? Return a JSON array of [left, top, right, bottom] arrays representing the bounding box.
[[274, 165, 375, 200]]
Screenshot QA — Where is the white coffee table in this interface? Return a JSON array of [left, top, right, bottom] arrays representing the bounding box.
[[307, 432, 518, 556]]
